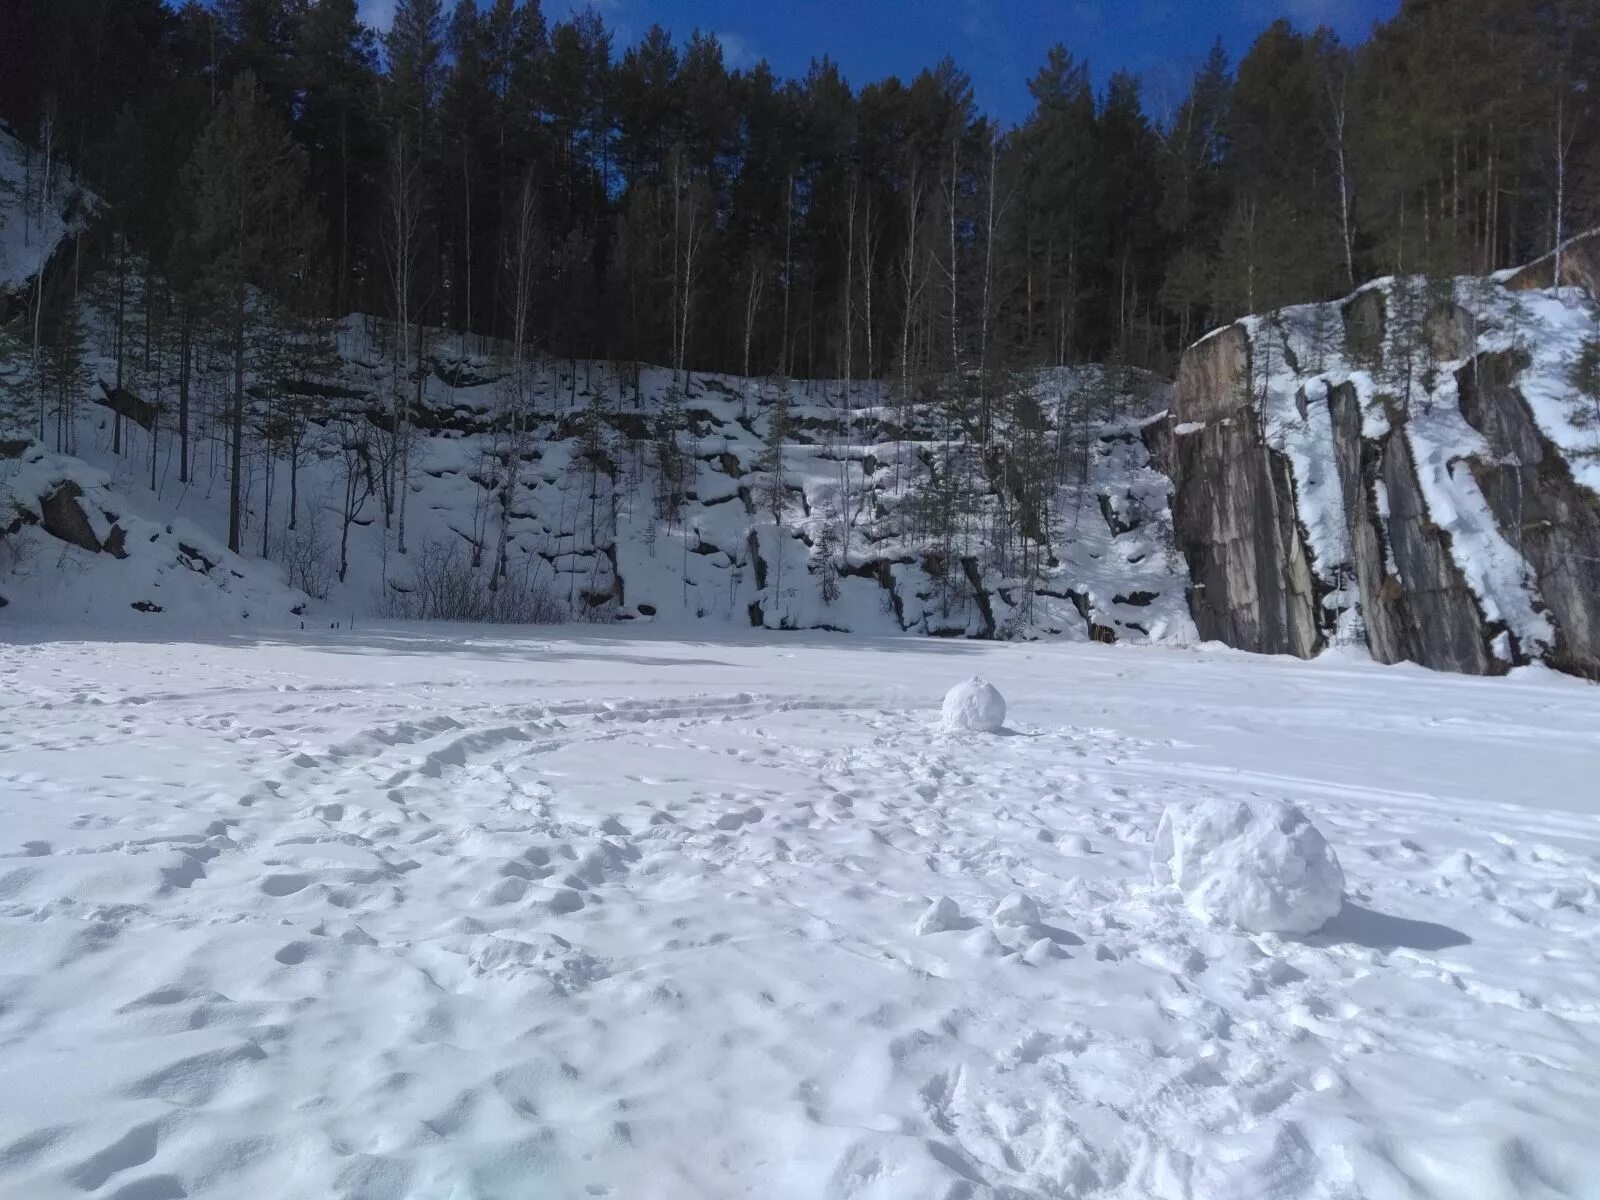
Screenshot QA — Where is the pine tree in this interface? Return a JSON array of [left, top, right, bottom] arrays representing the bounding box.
[[294, 0, 381, 318], [1568, 332, 1600, 454], [44, 300, 92, 455], [756, 392, 791, 526], [180, 72, 321, 553]]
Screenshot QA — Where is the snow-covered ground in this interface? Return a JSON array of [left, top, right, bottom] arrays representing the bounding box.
[[2, 626, 1598, 1199]]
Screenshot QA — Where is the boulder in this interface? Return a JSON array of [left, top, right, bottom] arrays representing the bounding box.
[[39, 482, 101, 553]]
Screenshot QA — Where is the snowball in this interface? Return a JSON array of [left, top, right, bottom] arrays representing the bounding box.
[[991, 892, 1041, 929], [942, 677, 1007, 732], [914, 895, 964, 935], [1152, 800, 1345, 935]]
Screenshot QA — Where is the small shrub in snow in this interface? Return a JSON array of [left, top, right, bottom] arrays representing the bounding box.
[[0, 511, 32, 574], [941, 677, 1007, 732], [812, 493, 842, 606], [277, 506, 335, 600], [1153, 799, 1345, 935], [384, 539, 566, 624]]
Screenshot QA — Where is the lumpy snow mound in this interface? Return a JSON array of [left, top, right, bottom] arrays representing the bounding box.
[[942, 676, 1007, 731], [1153, 799, 1346, 935]]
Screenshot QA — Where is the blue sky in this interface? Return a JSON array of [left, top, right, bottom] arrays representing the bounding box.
[[358, 0, 1400, 124]]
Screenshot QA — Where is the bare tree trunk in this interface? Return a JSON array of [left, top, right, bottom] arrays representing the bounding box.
[[383, 133, 424, 544], [1319, 57, 1357, 288], [261, 400, 274, 560], [338, 111, 350, 316], [946, 134, 961, 377], [462, 142, 473, 353], [671, 152, 684, 380], [780, 174, 794, 378], [977, 128, 1008, 445], [1553, 92, 1574, 281], [32, 105, 54, 444], [228, 299, 245, 554], [496, 170, 538, 586], [840, 174, 857, 567], [114, 238, 127, 457], [178, 309, 191, 484], [896, 163, 925, 503], [860, 184, 876, 383], [741, 257, 763, 419]]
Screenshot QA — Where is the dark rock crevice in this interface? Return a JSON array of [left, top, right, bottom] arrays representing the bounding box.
[[1328, 383, 1418, 666], [1165, 327, 1321, 659], [1375, 425, 1502, 674], [1457, 350, 1600, 678], [960, 556, 997, 639]]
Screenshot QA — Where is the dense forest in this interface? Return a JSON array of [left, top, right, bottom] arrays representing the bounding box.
[[2, 0, 1598, 560], [6, 0, 1598, 372]]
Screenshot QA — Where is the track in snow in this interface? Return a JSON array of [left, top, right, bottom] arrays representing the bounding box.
[[1, 625, 1598, 1199]]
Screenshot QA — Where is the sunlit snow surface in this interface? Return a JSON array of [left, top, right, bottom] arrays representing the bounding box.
[[2, 626, 1598, 1199]]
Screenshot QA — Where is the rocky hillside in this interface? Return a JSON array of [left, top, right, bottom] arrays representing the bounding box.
[[1148, 234, 1600, 680], [0, 436, 307, 623], [0, 119, 1199, 639], [2, 321, 1195, 642]]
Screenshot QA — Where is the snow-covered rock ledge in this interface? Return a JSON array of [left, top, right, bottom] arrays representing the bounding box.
[[0, 439, 306, 622]]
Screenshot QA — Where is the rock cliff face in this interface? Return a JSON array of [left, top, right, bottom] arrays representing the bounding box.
[[1153, 233, 1600, 679], [1164, 329, 1320, 658]]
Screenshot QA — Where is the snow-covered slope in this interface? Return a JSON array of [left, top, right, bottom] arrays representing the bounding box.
[[1, 627, 1596, 1199], [0, 438, 306, 623], [1151, 234, 1600, 679], [4, 308, 1195, 645]]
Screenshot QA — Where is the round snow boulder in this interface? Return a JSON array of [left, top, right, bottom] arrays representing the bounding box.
[[1153, 799, 1344, 935], [942, 678, 1007, 732]]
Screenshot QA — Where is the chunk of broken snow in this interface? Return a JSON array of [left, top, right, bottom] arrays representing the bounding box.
[[1174, 421, 1207, 436], [914, 896, 964, 935], [942, 677, 1007, 732], [991, 892, 1041, 929], [1152, 799, 1344, 935]]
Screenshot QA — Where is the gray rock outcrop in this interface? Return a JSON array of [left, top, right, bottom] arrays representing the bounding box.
[[1156, 240, 1600, 680]]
